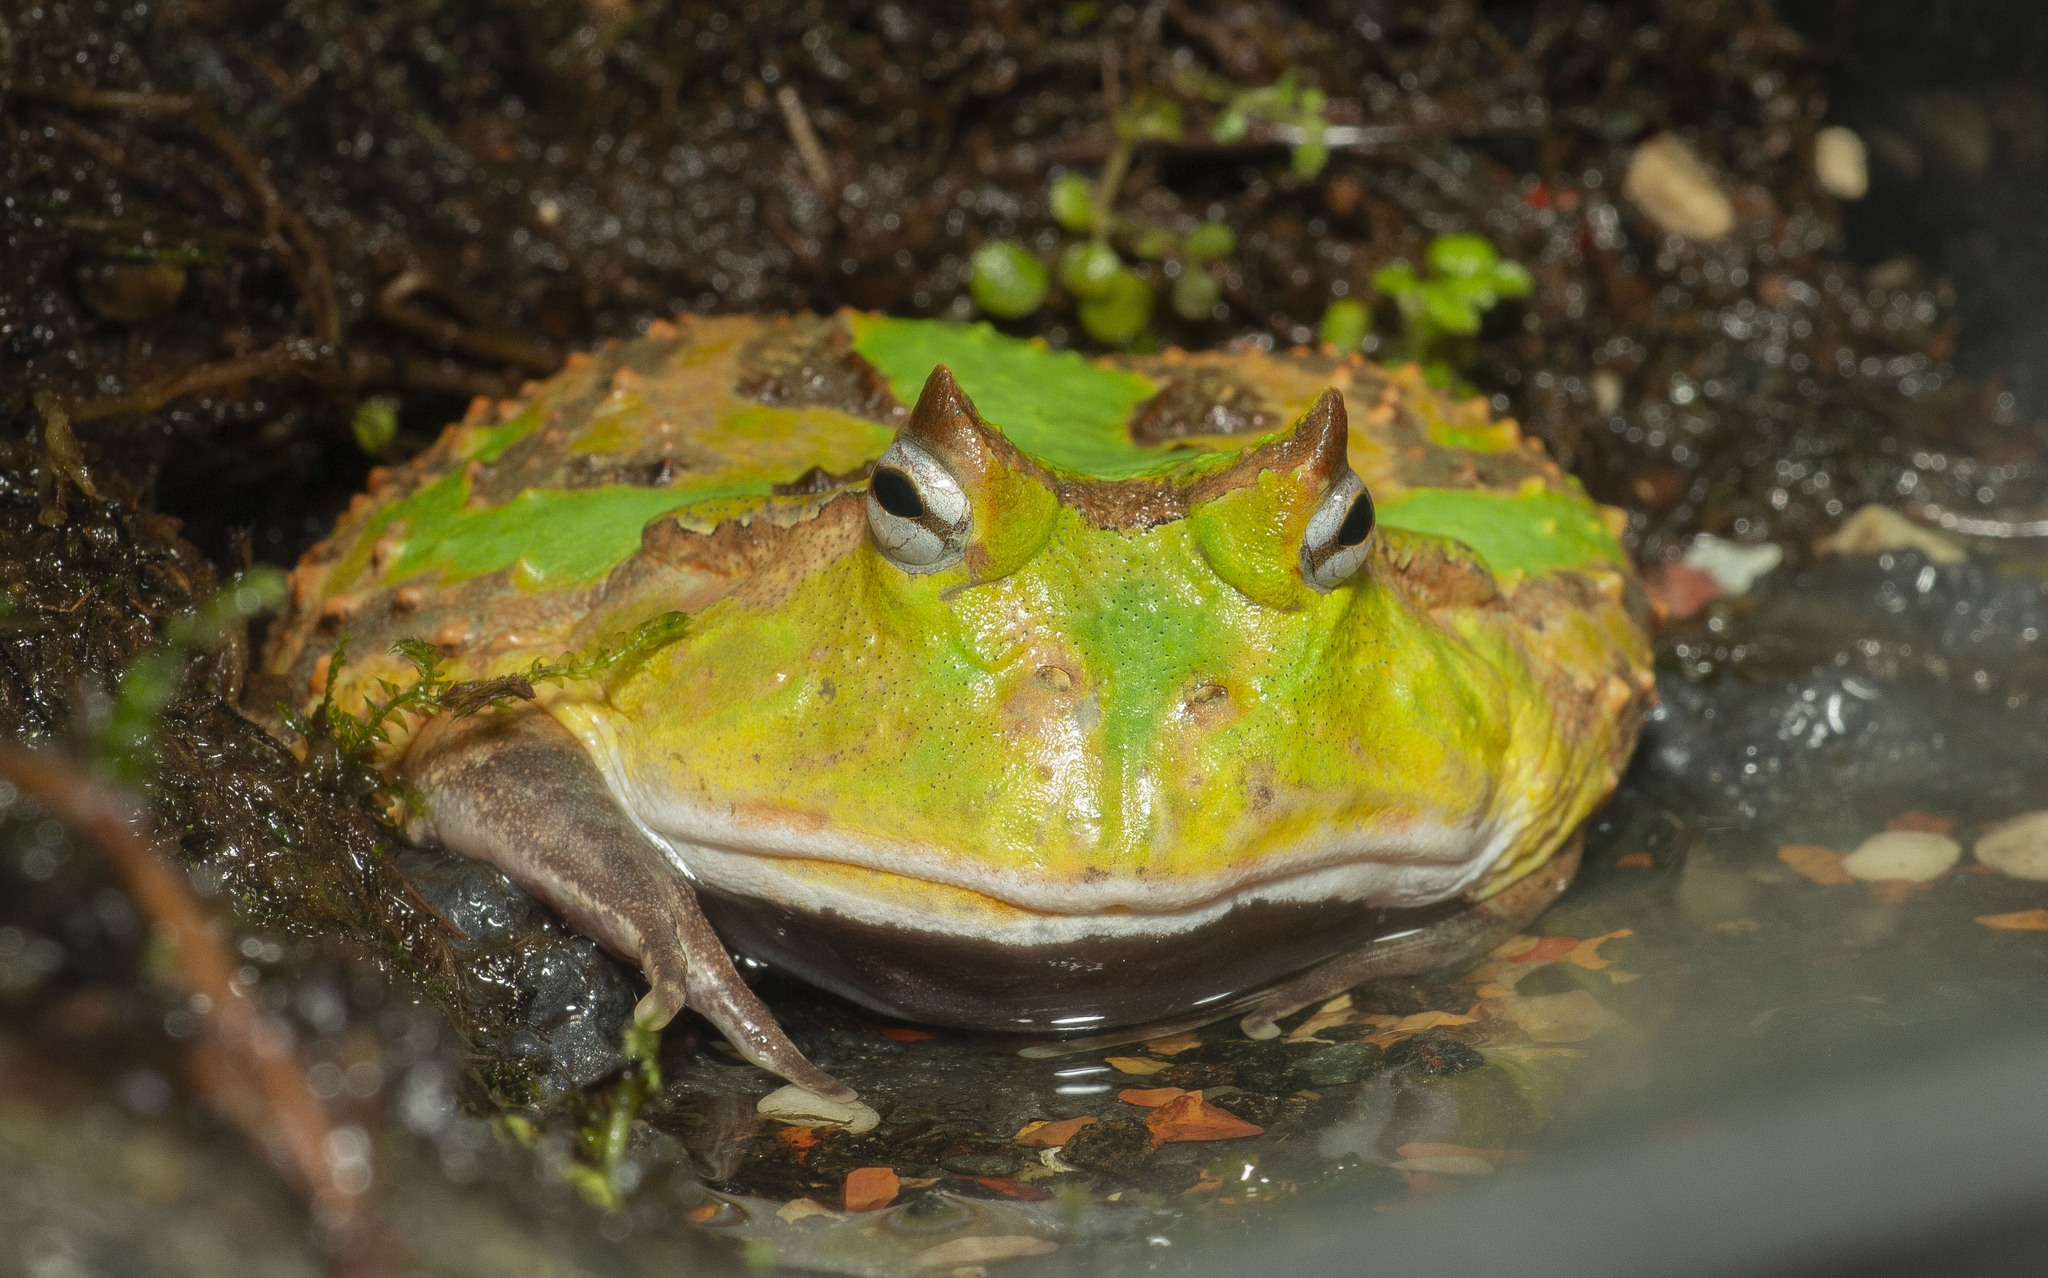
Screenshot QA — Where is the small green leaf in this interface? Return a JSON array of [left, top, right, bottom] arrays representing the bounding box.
[[1131, 227, 1176, 260], [1319, 298, 1369, 351], [1058, 241, 1123, 300], [1170, 268, 1220, 321], [1490, 260, 1534, 298], [968, 241, 1049, 319], [1372, 262, 1419, 298], [1422, 281, 1483, 335], [1050, 173, 1095, 233], [1290, 138, 1329, 179], [1077, 270, 1154, 345], [1117, 95, 1184, 143], [1301, 87, 1328, 116], [351, 397, 399, 456], [1211, 108, 1249, 143], [1182, 221, 1236, 263], [1425, 233, 1500, 280]]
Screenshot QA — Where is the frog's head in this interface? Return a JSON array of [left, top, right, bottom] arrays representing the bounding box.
[[582, 368, 1591, 1029]]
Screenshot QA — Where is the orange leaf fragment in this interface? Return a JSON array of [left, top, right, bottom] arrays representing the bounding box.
[[1143, 1030, 1202, 1055], [961, 1175, 1047, 1200], [777, 1126, 822, 1160], [877, 1026, 933, 1042], [1977, 908, 2048, 931], [684, 1203, 722, 1223], [1392, 1010, 1478, 1033], [1143, 1092, 1264, 1144], [1886, 811, 1955, 835], [1567, 928, 1634, 970], [1394, 1141, 1532, 1166], [1015, 1116, 1097, 1147], [1616, 852, 1655, 868], [1779, 844, 1852, 886], [1118, 1086, 1187, 1108], [1105, 1055, 1170, 1075], [843, 1166, 899, 1213], [1516, 935, 1578, 965]]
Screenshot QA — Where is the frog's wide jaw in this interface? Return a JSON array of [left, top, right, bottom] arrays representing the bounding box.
[[609, 785, 1528, 1032]]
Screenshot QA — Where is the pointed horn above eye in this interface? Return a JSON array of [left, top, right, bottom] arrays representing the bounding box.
[[903, 364, 996, 459], [1288, 388, 1351, 486]]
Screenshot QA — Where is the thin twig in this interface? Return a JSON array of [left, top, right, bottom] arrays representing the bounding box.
[[375, 272, 559, 375], [63, 341, 328, 423], [0, 746, 397, 1278], [775, 85, 835, 196]]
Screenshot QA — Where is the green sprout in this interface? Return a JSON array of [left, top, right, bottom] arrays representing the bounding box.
[[1212, 71, 1331, 179], [101, 567, 288, 785], [1371, 234, 1532, 388], [967, 81, 1239, 345], [1318, 297, 1370, 354], [351, 396, 400, 457], [967, 242, 1048, 319]]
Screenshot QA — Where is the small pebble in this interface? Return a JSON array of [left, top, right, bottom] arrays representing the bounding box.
[[1842, 831, 1960, 883], [1623, 133, 1734, 240], [1682, 533, 1782, 595], [1815, 505, 1967, 565], [757, 1083, 880, 1134], [1814, 126, 1869, 199], [1974, 812, 2048, 881]]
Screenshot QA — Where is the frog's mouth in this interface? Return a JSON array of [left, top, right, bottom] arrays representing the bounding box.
[[625, 801, 1520, 1031], [613, 776, 1517, 938]]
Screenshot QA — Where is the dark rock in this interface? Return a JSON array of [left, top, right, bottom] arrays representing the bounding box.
[[1384, 1032, 1485, 1077], [1295, 1041, 1381, 1087], [1060, 1116, 1153, 1176]]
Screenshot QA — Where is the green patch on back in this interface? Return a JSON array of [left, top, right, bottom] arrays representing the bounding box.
[[332, 474, 773, 594], [1378, 486, 1623, 581], [468, 401, 548, 463], [846, 314, 1200, 479]]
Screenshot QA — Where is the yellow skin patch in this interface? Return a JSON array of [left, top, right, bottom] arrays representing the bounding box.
[[268, 311, 1651, 942]]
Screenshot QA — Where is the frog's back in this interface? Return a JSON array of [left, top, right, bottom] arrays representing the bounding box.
[[263, 310, 1640, 718]]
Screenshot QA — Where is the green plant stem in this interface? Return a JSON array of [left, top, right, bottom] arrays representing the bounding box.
[[1092, 136, 1134, 247]]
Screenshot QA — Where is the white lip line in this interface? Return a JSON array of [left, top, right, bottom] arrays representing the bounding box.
[[622, 785, 1502, 915], [657, 830, 1507, 944]]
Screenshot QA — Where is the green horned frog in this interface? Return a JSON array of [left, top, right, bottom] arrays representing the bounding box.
[[262, 312, 1653, 1101]]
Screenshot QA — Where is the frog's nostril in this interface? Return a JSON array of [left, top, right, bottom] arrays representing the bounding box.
[[1186, 683, 1231, 723], [872, 466, 926, 519]]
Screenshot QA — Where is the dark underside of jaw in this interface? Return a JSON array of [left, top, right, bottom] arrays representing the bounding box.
[[695, 885, 1469, 1033]]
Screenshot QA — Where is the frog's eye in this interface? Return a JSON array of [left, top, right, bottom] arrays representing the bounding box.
[[866, 438, 971, 574], [1299, 470, 1376, 592]]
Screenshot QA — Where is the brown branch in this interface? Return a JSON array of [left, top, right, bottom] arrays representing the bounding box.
[[375, 271, 559, 374], [64, 341, 328, 423], [0, 745, 397, 1278]]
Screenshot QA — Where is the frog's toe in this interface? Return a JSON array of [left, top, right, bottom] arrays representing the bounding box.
[[640, 894, 857, 1103]]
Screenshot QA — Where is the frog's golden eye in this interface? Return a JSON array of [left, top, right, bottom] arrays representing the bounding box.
[[866, 437, 971, 574], [1300, 469, 1376, 592]]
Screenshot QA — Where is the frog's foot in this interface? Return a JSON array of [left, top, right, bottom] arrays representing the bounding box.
[[1021, 834, 1581, 1059], [402, 706, 855, 1104]]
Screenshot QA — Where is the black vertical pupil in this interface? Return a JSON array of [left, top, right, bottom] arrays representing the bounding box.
[[1336, 491, 1375, 547], [873, 467, 926, 519]]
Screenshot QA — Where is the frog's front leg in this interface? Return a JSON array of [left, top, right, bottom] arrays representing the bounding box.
[[400, 705, 854, 1102]]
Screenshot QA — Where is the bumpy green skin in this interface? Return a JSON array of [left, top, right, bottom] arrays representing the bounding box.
[[264, 312, 1651, 932]]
